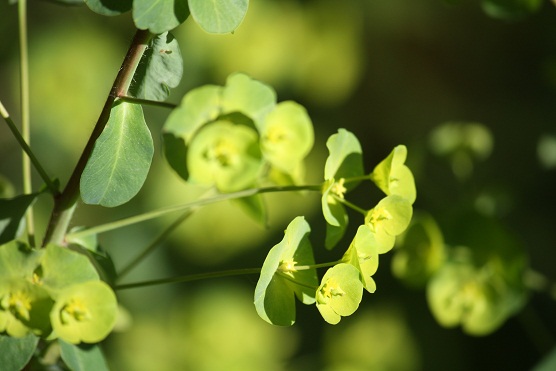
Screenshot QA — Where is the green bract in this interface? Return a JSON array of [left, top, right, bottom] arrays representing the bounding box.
[[392, 213, 446, 288], [259, 101, 314, 179], [316, 263, 363, 325], [133, 0, 189, 34], [189, 0, 249, 34], [321, 129, 364, 249], [364, 195, 413, 254], [187, 120, 263, 192], [50, 281, 117, 344], [371, 145, 416, 204], [342, 226, 379, 293], [254, 216, 318, 326]]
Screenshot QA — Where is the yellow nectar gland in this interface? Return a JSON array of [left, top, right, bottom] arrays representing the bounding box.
[[61, 299, 90, 324], [205, 140, 238, 168], [366, 206, 393, 232], [265, 126, 287, 144], [330, 178, 347, 199], [278, 259, 298, 277], [1, 291, 32, 321], [319, 279, 345, 304]]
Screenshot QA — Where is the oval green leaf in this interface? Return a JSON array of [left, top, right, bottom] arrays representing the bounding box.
[[59, 340, 110, 371], [0, 333, 39, 371], [189, 0, 249, 34], [80, 102, 154, 207], [133, 0, 190, 34], [84, 0, 132, 16]]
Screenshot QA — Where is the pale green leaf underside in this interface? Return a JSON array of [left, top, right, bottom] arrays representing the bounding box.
[[0, 334, 38, 371], [130, 32, 183, 102], [80, 102, 153, 207], [133, 0, 189, 34], [324, 129, 363, 185], [59, 338, 110, 370], [188, 0, 249, 34]]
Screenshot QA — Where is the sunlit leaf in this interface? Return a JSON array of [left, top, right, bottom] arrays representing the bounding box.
[[221, 73, 276, 128], [255, 216, 318, 326], [316, 263, 363, 325], [50, 281, 117, 344], [187, 120, 262, 192], [371, 145, 416, 204], [80, 102, 153, 207], [59, 340, 110, 371], [259, 101, 314, 176], [0, 193, 39, 244], [130, 32, 183, 102], [188, 0, 249, 34], [133, 0, 189, 34], [0, 333, 38, 371], [84, 0, 132, 16]]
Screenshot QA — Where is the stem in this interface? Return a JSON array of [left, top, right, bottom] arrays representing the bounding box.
[[41, 29, 152, 247], [67, 183, 324, 239], [115, 267, 262, 290], [335, 195, 367, 215], [117, 210, 193, 281], [0, 101, 58, 195], [18, 0, 34, 245], [343, 174, 372, 184], [118, 95, 177, 109]]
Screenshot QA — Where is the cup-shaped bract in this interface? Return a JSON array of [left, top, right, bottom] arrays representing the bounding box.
[[187, 120, 264, 192], [259, 102, 314, 180], [0, 280, 53, 338], [392, 213, 446, 288], [316, 263, 364, 325], [254, 216, 318, 326], [365, 195, 413, 254], [50, 281, 117, 344], [0, 241, 43, 281], [342, 225, 379, 293], [371, 145, 416, 204]]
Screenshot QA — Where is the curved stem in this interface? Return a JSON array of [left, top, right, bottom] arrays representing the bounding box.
[[67, 183, 324, 239], [0, 101, 58, 195], [42, 29, 153, 247], [115, 267, 262, 290], [334, 195, 367, 216], [18, 0, 35, 245]]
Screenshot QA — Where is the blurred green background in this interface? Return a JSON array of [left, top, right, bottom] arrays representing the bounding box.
[[1, 0, 556, 370]]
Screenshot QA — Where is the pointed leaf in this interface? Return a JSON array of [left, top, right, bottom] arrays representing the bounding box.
[[59, 340, 110, 371], [189, 0, 249, 34], [0, 333, 38, 371], [133, 0, 189, 34], [130, 32, 183, 102], [80, 102, 153, 207], [0, 194, 39, 244], [232, 194, 267, 227], [84, 0, 132, 16]]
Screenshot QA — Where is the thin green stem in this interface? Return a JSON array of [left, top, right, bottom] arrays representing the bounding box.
[[0, 101, 59, 195], [67, 183, 323, 239], [18, 0, 34, 245], [115, 267, 262, 290], [334, 195, 367, 215], [117, 210, 194, 281], [118, 96, 177, 109], [343, 174, 372, 184], [295, 260, 341, 271], [41, 29, 153, 247]]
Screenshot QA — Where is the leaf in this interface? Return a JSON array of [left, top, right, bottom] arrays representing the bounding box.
[[0, 333, 38, 371], [51, 281, 118, 344], [0, 240, 43, 280], [259, 101, 314, 175], [80, 102, 153, 207], [221, 73, 276, 128], [365, 195, 413, 254], [188, 0, 249, 34], [84, 0, 132, 16], [0, 193, 39, 244], [133, 0, 190, 34], [129, 32, 183, 102], [342, 225, 379, 293], [324, 129, 364, 187], [232, 194, 267, 227], [254, 216, 318, 326], [59, 340, 110, 371]]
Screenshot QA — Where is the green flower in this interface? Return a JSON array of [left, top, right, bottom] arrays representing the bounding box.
[[342, 226, 380, 293], [364, 195, 412, 254], [371, 145, 416, 204], [316, 264, 363, 325]]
